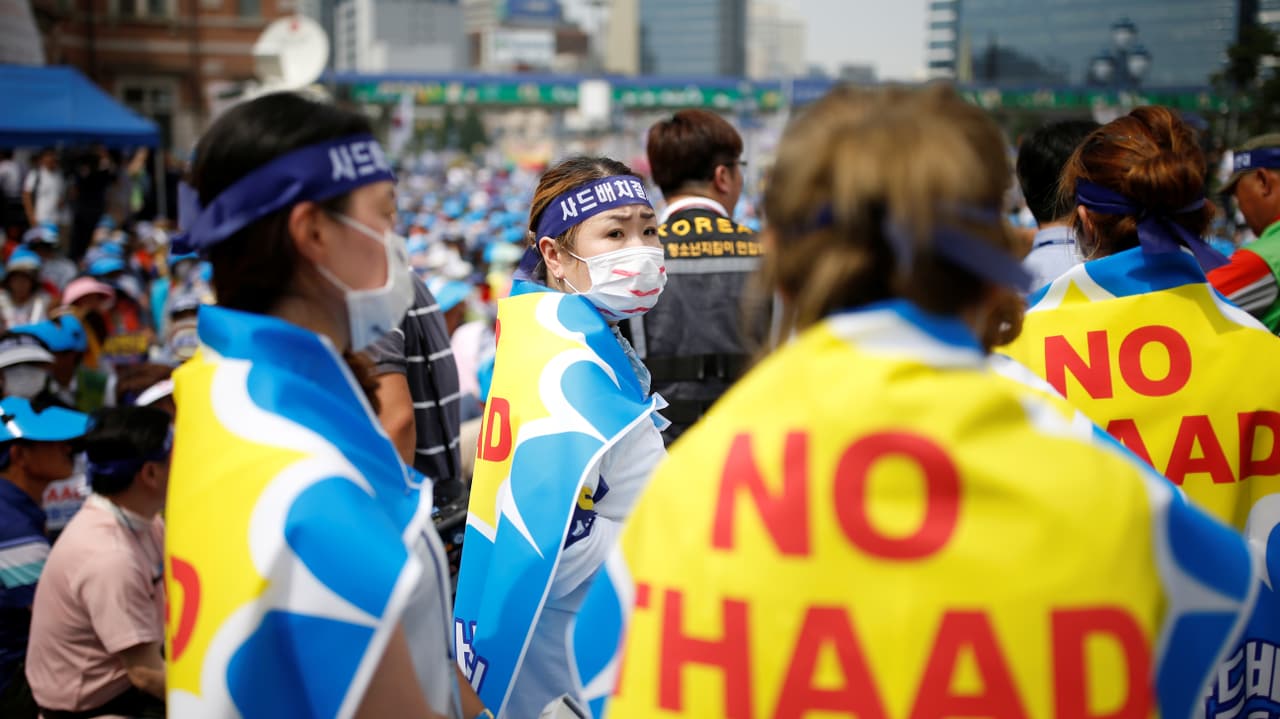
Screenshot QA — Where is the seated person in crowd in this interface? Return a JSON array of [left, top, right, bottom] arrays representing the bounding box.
[[25, 406, 170, 719]]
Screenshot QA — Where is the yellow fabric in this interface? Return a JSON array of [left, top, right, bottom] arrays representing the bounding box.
[[612, 314, 1168, 718], [1003, 281, 1280, 531], [164, 349, 305, 699]]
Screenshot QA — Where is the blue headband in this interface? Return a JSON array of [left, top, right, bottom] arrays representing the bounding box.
[[812, 205, 1033, 294], [87, 426, 172, 484], [172, 135, 396, 254], [1234, 147, 1280, 173], [534, 175, 652, 240], [1075, 180, 1227, 272]]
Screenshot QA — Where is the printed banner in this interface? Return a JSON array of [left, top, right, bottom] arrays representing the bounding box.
[[454, 284, 655, 717], [610, 302, 1275, 717], [165, 306, 431, 719], [1001, 249, 1280, 537]]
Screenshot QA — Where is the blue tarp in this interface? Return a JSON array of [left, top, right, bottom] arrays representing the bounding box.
[[0, 65, 159, 147]]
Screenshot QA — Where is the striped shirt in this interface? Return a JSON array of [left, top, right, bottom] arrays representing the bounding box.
[[367, 278, 463, 505], [0, 477, 48, 692]]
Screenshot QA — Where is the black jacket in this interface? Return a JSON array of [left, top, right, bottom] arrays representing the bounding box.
[[626, 203, 767, 443]]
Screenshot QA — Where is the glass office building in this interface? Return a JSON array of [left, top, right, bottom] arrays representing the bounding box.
[[640, 0, 746, 76], [927, 0, 1245, 87]]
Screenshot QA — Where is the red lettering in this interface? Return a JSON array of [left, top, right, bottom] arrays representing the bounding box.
[[1165, 415, 1234, 485], [1051, 608, 1151, 719], [832, 432, 960, 560], [1104, 419, 1154, 467], [658, 590, 753, 716], [479, 398, 512, 463], [711, 432, 809, 556], [1117, 326, 1191, 398], [1045, 332, 1113, 400], [775, 607, 887, 719], [1240, 411, 1280, 479], [910, 612, 1028, 719], [169, 556, 200, 663]]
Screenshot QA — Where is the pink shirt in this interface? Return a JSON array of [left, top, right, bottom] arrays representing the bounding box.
[[25, 495, 165, 711]]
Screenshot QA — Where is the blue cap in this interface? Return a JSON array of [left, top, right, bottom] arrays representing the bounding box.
[[88, 257, 126, 277], [6, 247, 42, 274], [426, 277, 471, 313], [168, 251, 199, 268], [96, 215, 116, 230], [0, 397, 90, 443], [11, 315, 87, 353]]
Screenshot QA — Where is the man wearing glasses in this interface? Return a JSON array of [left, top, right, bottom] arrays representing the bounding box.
[[628, 109, 765, 443]]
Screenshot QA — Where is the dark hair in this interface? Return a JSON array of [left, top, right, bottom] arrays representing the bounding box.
[[1062, 106, 1215, 259], [526, 156, 635, 283], [1016, 120, 1099, 225], [84, 406, 171, 495], [114, 363, 173, 407], [646, 110, 743, 198], [189, 93, 381, 411], [191, 92, 372, 315]]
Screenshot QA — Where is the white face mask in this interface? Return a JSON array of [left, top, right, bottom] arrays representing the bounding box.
[[4, 364, 48, 399], [563, 246, 667, 319], [317, 214, 416, 350]]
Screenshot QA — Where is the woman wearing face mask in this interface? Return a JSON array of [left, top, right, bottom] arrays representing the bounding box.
[[453, 157, 668, 718], [163, 93, 484, 719]]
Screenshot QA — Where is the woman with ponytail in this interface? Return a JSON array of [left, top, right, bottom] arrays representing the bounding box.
[[164, 92, 483, 719], [453, 157, 668, 718]]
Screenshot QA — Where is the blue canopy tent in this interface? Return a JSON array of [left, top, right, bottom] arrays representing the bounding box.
[[0, 65, 159, 148]]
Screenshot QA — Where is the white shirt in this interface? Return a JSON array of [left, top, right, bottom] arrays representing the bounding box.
[[659, 195, 730, 223], [23, 167, 65, 224], [1022, 225, 1081, 294], [0, 160, 21, 199], [505, 417, 666, 718]]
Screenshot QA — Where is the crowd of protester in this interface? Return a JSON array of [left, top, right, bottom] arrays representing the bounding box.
[[6, 86, 1280, 718]]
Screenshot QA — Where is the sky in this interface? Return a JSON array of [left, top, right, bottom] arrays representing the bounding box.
[[789, 0, 928, 81], [560, 0, 930, 81]]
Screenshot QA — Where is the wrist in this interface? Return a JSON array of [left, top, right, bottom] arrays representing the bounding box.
[[472, 710, 494, 719]]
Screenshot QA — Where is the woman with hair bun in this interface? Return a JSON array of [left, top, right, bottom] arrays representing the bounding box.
[[453, 157, 668, 718], [609, 87, 1279, 717], [1001, 106, 1280, 540]]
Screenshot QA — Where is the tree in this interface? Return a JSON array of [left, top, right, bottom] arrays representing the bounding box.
[[1214, 25, 1280, 145]]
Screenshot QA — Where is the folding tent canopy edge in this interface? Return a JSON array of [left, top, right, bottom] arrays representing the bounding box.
[[0, 64, 160, 148]]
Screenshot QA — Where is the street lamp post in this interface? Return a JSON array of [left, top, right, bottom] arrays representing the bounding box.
[[1089, 17, 1152, 90]]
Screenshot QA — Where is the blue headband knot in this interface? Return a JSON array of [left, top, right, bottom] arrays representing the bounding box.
[[172, 134, 396, 255], [809, 204, 1032, 294], [1074, 179, 1227, 271]]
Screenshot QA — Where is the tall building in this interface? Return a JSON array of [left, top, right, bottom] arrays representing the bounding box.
[[334, 0, 466, 73], [1261, 0, 1280, 33], [29, 0, 294, 153], [747, 0, 805, 79], [604, 0, 640, 75], [298, 0, 340, 69], [640, 0, 746, 76], [927, 0, 1242, 87]]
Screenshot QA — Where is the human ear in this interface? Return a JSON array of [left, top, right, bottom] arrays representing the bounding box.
[[287, 201, 329, 266], [539, 236, 565, 282], [713, 164, 734, 195]]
